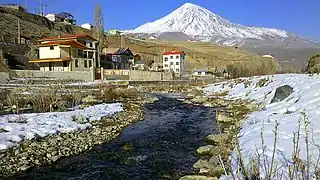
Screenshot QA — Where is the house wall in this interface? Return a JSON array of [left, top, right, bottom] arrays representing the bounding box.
[[60, 47, 71, 57], [71, 58, 93, 71], [39, 62, 69, 72], [163, 54, 184, 74], [39, 46, 60, 59], [45, 14, 56, 22], [12, 70, 94, 81]]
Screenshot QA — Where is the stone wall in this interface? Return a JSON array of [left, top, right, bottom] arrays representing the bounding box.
[[129, 71, 173, 81], [11, 70, 95, 81], [0, 72, 9, 83]]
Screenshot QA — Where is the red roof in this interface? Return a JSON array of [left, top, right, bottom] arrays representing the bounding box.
[[36, 40, 88, 49], [162, 51, 185, 55], [38, 34, 97, 42]]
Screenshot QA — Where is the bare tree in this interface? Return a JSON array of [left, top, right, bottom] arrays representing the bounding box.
[[94, 4, 105, 54]]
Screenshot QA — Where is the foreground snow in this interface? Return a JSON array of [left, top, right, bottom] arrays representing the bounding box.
[[0, 103, 123, 150], [205, 74, 320, 179]]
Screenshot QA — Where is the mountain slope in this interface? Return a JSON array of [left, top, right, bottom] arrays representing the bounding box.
[[130, 3, 290, 41]]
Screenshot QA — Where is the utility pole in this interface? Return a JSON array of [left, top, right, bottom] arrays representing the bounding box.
[[17, 20, 21, 44], [24, 0, 28, 12], [39, 0, 43, 16], [43, 4, 47, 16]]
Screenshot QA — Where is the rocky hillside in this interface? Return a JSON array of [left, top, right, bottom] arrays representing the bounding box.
[[0, 7, 92, 42]]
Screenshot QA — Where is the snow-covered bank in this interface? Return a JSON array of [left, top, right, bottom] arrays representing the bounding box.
[[205, 74, 320, 179], [0, 103, 123, 150]]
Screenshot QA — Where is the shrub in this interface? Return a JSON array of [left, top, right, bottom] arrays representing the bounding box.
[[98, 86, 138, 102], [307, 54, 320, 74]]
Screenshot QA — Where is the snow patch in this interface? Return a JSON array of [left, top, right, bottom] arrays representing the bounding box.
[[205, 74, 320, 179], [0, 103, 123, 150]]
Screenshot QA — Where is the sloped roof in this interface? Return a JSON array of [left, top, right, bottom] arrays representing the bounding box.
[[38, 34, 97, 42], [36, 40, 88, 49], [163, 51, 185, 55], [194, 68, 209, 72], [105, 48, 133, 56]]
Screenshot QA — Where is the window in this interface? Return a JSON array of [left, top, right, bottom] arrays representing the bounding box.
[[176, 55, 179, 59], [176, 62, 179, 65], [63, 61, 68, 67], [170, 56, 173, 59], [83, 52, 88, 58], [78, 50, 83, 58], [89, 60, 92, 68], [89, 42, 93, 47], [176, 68, 180, 72], [96, 60, 99, 68], [88, 52, 94, 59], [170, 62, 173, 65], [198, 72, 201, 75], [49, 62, 52, 71], [50, 46, 54, 50], [75, 59, 79, 67], [165, 64, 168, 67], [84, 60, 88, 68], [164, 57, 168, 62]]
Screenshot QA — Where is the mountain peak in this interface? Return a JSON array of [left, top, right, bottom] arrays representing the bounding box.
[[180, 2, 201, 8], [130, 3, 289, 43]]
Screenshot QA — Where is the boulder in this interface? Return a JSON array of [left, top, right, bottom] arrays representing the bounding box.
[[216, 113, 233, 123], [205, 134, 230, 145], [193, 159, 224, 177], [196, 145, 214, 155], [271, 85, 293, 103]]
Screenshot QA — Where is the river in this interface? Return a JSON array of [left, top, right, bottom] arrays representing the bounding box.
[[10, 94, 217, 180]]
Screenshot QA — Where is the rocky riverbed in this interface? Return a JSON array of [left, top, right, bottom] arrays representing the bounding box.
[[180, 94, 258, 180], [0, 94, 157, 177]]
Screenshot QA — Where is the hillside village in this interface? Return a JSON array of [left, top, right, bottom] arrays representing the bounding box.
[[1, 2, 320, 180], [0, 3, 283, 82]]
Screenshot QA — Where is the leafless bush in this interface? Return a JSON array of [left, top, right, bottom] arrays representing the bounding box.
[[227, 59, 278, 78], [229, 113, 320, 180], [98, 86, 138, 102]]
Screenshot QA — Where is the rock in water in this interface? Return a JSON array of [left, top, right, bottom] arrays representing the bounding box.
[[271, 85, 293, 103]]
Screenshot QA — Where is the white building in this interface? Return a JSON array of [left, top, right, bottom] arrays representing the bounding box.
[[162, 51, 185, 74], [262, 54, 275, 59], [81, 23, 93, 30], [193, 68, 213, 76]]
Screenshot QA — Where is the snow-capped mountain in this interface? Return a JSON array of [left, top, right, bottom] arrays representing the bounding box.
[[128, 3, 318, 48]]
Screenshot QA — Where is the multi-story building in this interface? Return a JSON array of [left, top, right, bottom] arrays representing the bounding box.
[[30, 34, 99, 72], [162, 51, 185, 74]]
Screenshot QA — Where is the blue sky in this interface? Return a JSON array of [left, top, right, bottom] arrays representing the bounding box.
[[3, 0, 320, 40]]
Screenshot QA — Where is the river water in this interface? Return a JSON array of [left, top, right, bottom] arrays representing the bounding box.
[[10, 94, 217, 180]]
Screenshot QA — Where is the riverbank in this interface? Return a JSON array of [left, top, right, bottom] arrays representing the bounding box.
[[0, 94, 157, 177], [181, 93, 257, 180], [183, 74, 320, 179]]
